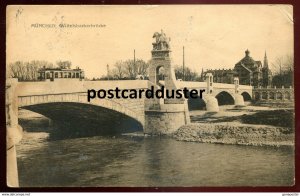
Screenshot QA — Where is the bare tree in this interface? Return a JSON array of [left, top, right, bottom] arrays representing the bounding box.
[[111, 60, 126, 79], [271, 54, 294, 75], [126, 59, 149, 79], [110, 59, 149, 79], [8, 60, 54, 81], [8, 61, 23, 79], [136, 59, 149, 76], [174, 65, 198, 81], [285, 54, 294, 72], [271, 54, 294, 87], [125, 60, 135, 79], [56, 60, 72, 69]]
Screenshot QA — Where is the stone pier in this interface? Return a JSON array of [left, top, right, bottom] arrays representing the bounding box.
[[203, 73, 219, 112], [6, 78, 23, 187], [233, 77, 245, 106]]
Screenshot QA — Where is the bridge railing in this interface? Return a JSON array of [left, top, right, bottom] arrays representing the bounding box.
[[18, 92, 87, 107], [252, 87, 294, 101], [253, 86, 294, 90]]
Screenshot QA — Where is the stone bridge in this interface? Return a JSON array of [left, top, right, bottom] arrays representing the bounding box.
[[6, 30, 255, 187], [11, 78, 254, 134], [6, 77, 253, 186], [177, 81, 252, 101], [15, 78, 253, 131], [159, 74, 253, 111]]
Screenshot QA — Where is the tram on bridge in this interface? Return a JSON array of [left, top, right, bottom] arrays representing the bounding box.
[[38, 67, 84, 81]]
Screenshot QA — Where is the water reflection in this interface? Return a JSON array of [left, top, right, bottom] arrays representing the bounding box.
[[17, 133, 294, 187]]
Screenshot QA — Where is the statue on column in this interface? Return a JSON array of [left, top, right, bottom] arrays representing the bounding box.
[[152, 29, 171, 51]]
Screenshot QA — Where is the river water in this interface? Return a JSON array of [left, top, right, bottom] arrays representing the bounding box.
[[16, 111, 294, 187]]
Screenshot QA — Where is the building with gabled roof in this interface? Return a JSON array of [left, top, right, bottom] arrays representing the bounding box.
[[234, 49, 271, 87], [202, 49, 272, 87]]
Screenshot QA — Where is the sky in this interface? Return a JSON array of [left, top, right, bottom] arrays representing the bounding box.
[[7, 5, 293, 79]]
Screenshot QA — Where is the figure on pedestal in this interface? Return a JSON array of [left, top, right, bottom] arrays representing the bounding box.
[[152, 29, 171, 51]]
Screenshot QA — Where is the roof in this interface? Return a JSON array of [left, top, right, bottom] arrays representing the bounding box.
[[38, 68, 83, 72], [255, 61, 262, 67], [235, 50, 262, 72], [236, 55, 257, 67], [205, 68, 238, 75], [238, 63, 253, 73]]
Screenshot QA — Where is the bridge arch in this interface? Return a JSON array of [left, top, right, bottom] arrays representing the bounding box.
[[156, 66, 165, 82], [262, 92, 268, 100], [284, 91, 291, 100], [18, 93, 144, 135], [215, 91, 235, 105], [254, 92, 260, 100], [241, 92, 252, 101], [277, 92, 283, 100], [269, 92, 275, 100], [187, 96, 206, 111]]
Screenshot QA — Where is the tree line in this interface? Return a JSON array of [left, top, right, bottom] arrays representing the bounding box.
[[98, 59, 201, 81], [7, 54, 293, 87], [7, 60, 73, 81], [103, 59, 149, 80]]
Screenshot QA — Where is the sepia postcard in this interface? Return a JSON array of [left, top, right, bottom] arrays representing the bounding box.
[[6, 5, 294, 187]]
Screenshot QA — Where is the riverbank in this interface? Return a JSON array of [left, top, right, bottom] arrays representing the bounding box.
[[173, 122, 294, 147], [19, 106, 295, 147], [174, 106, 295, 147]]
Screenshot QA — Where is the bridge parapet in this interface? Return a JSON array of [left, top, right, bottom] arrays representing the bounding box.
[[213, 82, 252, 90], [16, 80, 149, 96]]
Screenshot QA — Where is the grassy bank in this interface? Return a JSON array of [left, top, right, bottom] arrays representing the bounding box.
[[179, 106, 295, 147], [190, 108, 294, 128]]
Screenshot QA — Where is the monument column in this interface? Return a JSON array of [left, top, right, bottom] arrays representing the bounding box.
[[145, 30, 190, 135]]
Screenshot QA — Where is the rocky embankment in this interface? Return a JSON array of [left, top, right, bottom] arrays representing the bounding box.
[[173, 123, 294, 147]]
